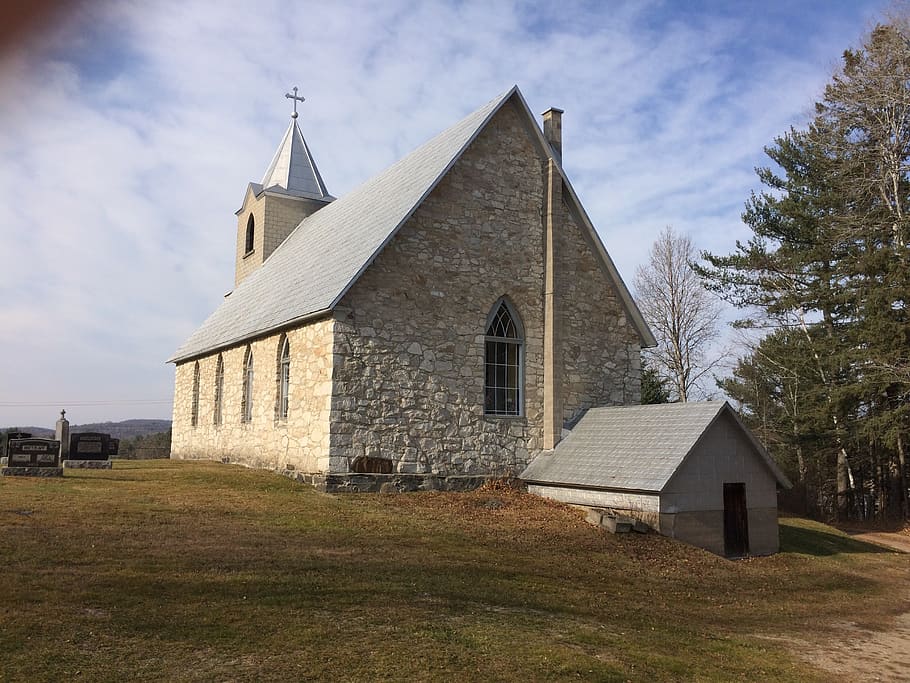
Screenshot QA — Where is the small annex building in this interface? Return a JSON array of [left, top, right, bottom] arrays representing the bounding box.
[[169, 86, 655, 490], [520, 401, 792, 556]]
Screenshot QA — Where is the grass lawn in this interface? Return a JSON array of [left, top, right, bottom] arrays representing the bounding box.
[[1, 460, 907, 682]]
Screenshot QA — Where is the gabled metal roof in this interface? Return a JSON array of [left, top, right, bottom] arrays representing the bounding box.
[[520, 401, 791, 492], [169, 86, 654, 364], [259, 117, 333, 201]]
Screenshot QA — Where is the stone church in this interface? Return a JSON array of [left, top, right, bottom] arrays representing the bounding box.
[[169, 85, 655, 491]]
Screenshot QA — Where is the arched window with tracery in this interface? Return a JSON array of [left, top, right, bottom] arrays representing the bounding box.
[[241, 346, 254, 423], [213, 354, 224, 426], [484, 299, 524, 416], [245, 214, 255, 254], [190, 361, 200, 427], [276, 336, 290, 421]]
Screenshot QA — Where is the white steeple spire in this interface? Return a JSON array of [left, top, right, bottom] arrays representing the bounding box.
[[259, 87, 332, 201]]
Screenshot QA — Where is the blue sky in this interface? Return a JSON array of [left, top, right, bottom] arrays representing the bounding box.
[[0, 0, 888, 427]]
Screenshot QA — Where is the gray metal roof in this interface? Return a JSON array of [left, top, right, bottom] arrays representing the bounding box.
[[520, 401, 790, 492], [259, 117, 333, 200], [169, 86, 655, 363]]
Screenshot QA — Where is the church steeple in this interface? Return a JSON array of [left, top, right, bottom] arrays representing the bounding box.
[[259, 111, 332, 200], [233, 87, 334, 287]]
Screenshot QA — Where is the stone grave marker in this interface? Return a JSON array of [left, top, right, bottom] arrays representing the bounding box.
[[6, 431, 33, 441], [65, 432, 115, 469], [1, 432, 32, 465], [1, 438, 63, 477]]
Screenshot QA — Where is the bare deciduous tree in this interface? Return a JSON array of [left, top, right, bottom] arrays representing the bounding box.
[[634, 226, 723, 402]]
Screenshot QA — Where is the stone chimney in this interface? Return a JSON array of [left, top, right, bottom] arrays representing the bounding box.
[[541, 107, 564, 162]]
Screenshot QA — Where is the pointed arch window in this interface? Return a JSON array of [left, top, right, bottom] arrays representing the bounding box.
[[241, 346, 254, 423], [213, 354, 224, 426], [190, 361, 200, 427], [484, 299, 523, 416], [245, 214, 255, 254], [276, 336, 290, 421]]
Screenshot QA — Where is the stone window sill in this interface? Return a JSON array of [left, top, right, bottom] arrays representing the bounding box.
[[483, 414, 527, 423], [243, 249, 255, 259]]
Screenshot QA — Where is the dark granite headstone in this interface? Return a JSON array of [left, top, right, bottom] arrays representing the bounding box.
[[69, 433, 115, 461], [2, 432, 32, 459], [7, 439, 61, 467]]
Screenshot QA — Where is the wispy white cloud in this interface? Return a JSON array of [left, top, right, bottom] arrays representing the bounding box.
[[0, 0, 886, 425]]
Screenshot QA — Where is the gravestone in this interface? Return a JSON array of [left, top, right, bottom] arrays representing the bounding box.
[[55, 410, 70, 460], [1, 432, 32, 465], [6, 432, 33, 441], [65, 432, 115, 469], [1, 438, 63, 477]]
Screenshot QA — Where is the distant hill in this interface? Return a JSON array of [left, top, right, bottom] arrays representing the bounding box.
[[3, 419, 172, 440]]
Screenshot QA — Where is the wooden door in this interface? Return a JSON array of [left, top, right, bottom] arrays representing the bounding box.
[[723, 483, 750, 557]]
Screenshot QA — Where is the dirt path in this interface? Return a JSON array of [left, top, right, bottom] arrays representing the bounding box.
[[792, 532, 910, 681], [845, 529, 910, 554], [792, 611, 910, 682]]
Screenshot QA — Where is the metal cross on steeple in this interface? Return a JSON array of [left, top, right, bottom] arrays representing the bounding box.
[[285, 86, 305, 119]]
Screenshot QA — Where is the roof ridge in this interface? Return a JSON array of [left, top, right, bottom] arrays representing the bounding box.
[[169, 87, 516, 363], [170, 85, 655, 364]]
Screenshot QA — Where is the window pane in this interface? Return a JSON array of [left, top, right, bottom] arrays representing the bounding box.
[[484, 305, 521, 416]]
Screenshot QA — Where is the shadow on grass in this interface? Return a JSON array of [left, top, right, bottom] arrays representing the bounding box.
[[781, 523, 894, 556]]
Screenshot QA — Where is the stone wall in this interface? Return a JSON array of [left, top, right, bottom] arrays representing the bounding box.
[[329, 101, 642, 478], [177, 99, 644, 484], [330, 101, 546, 477], [558, 207, 642, 425], [171, 317, 334, 471]]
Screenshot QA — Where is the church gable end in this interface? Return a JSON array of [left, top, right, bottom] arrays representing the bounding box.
[[331, 101, 547, 478]]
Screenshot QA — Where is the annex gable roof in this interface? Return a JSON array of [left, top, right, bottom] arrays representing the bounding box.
[[169, 86, 654, 363], [520, 401, 791, 492]]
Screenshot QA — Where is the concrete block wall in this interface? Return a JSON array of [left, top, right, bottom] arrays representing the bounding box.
[[262, 195, 326, 261], [527, 484, 661, 527], [659, 411, 782, 556], [235, 192, 267, 286], [235, 190, 327, 287], [662, 412, 779, 512]]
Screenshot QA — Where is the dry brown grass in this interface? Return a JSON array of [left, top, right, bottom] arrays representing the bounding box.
[[0, 460, 907, 682]]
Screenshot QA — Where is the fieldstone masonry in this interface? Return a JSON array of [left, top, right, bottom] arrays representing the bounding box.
[[172, 319, 334, 472], [331, 103, 546, 479], [172, 96, 646, 490]]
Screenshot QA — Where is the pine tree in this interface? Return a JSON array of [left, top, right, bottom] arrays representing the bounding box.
[[699, 17, 910, 520], [641, 361, 671, 404]]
